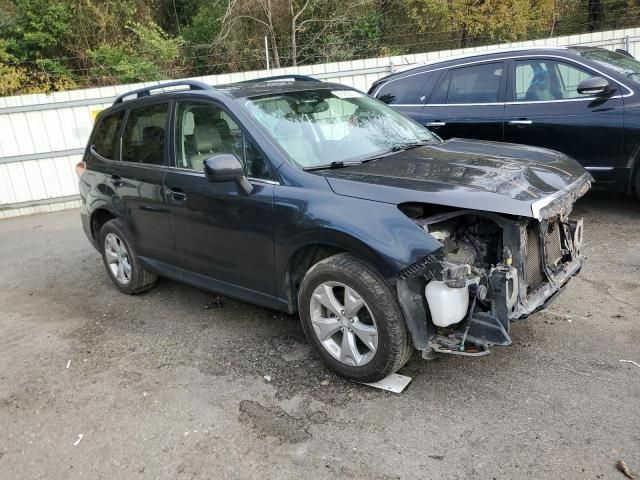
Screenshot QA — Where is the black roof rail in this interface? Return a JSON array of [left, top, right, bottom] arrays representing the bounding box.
[[113, 80, 214, 104], [239, 74, 320, 84]]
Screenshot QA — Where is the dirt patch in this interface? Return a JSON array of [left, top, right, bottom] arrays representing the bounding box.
[[238, 399, 327, 444]]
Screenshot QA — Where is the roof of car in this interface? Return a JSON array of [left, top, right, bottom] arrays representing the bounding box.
[[379, 45, 590, 80], [110, 77, 352, 108]]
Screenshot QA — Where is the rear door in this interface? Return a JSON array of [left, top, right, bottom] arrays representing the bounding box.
[[504, 57, 625, 179], [372, 70, 442, 125], [422, 61, 507, 141], [109, 102, 176, 263]]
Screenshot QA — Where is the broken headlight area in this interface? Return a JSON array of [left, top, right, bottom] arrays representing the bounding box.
[[396, 207, 585, 358]]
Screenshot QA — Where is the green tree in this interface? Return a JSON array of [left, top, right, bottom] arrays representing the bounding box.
[[405, 0, 561, 49], [87, 22, 184, 84]]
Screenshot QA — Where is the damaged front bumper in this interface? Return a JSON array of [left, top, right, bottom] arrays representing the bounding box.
[[396, 207, 586, 358]]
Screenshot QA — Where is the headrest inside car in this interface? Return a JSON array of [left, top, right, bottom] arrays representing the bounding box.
[[183, 112, 195, 135]]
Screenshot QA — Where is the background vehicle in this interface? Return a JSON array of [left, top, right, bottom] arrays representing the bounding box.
[[79, 78, 589, 382], [370, 46, 640, 198]]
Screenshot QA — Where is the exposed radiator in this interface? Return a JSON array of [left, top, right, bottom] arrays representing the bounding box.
[[544, 221, 563, 268], [525, 225, 544, 292]]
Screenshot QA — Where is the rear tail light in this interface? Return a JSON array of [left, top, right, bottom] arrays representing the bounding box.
[[75, 161, 86, 177]]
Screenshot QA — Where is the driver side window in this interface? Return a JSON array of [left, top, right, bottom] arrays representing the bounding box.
[[175, 101, 271, 180]]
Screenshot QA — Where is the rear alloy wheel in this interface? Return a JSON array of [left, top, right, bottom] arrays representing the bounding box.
[[99, 219, 157, 295], [104, 233, 132, 285], [298, 253, 412, 382]]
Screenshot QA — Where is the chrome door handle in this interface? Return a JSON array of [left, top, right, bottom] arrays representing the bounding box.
[[426, 121, 446, 127], [508, 120, 533, 126], [166, 188, 187, 201]]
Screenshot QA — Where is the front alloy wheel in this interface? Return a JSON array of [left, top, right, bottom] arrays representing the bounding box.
[[310, 282, 378, 367], [298, 253, 413, 382]]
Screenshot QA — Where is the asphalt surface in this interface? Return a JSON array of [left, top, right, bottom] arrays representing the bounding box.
[[1, 192, 639, 479]]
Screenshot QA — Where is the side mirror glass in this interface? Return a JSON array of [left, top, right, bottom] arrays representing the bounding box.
[[577, 76, 614, 96], [203, 154, 253, 195]]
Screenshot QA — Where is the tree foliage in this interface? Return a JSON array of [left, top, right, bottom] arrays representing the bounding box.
[[0, 0, 639, 95]]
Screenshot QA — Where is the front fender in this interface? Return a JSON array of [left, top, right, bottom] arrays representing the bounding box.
[[273, 185, 442, 298]]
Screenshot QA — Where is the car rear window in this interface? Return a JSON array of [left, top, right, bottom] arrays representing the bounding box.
[[92, 110, 124, 160]]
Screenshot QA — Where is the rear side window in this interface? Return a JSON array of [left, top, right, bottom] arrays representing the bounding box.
[[92, 111, 124, 160], [442, 62, 503, 104], [376, 71, 438, 105], [122, 103, 169, 165]]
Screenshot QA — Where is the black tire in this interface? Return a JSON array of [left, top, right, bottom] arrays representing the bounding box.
[[636, 169, 640, 202], [298, 253, 413, 382], [99, 219, 157, 295]]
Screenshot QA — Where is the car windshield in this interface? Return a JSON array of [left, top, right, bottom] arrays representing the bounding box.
[[243, 88, 438, 168], [579, 48, 640, 81]]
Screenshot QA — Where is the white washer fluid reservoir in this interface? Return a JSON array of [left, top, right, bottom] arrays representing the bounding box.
[[425, 281, 469, 327]]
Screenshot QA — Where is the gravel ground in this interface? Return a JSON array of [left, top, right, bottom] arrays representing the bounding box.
[[0, 192, 639, 480]]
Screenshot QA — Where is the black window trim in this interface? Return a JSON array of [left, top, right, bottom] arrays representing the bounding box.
[[170, 98, 279, 184], [372, 54, 633, 107]]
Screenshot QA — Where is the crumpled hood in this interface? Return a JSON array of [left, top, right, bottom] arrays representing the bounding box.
[[321, 138, 592, 218]]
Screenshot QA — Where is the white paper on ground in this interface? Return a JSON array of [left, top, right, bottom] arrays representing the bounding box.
[[361, 373, 412, 393]]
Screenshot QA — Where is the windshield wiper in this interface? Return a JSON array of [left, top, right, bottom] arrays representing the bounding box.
[[303, 160, 362, 171], [303, 141, 431, 171]]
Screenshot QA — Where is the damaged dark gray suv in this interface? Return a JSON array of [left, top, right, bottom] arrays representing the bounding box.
[[79, 77, 590, 382]]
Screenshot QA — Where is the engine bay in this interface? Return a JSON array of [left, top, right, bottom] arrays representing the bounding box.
[[396, 205, 585, 357]]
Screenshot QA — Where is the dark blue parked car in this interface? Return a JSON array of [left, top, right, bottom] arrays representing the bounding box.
[[78, 77, 589, 381], [370, 46, 640, 198]]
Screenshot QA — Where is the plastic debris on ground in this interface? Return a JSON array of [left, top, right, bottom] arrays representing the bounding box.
[[361, 373, 412, 393]]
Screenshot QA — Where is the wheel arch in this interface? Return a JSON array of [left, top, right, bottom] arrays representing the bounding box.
[[89, 206, 118, 243], [280, 230, 399, 313]]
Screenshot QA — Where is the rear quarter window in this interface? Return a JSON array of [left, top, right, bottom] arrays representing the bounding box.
[[92, 110, 124, 160], [375, 71, 439, 105]]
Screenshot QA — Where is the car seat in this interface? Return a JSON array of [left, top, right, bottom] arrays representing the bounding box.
[[525, 65, 556, 101], [212, 119, 235, 153], [141, 126, 165, 164], [190, 122, 222, 171]]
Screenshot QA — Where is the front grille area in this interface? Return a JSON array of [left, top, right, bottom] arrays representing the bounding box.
[[525, 226, 544, 292]]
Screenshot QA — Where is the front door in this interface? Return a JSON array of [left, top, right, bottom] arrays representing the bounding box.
[[421, 61, 506, 141], [164, 100, 277, 297], [110, 102, 176, 263], [504, 58, 625, 182]]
